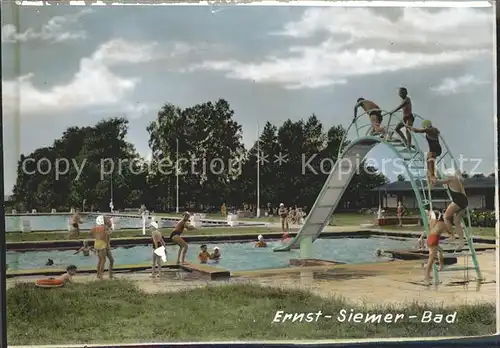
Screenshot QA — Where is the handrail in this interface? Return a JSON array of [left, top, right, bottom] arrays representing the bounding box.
[[337, 109, 480, 281]]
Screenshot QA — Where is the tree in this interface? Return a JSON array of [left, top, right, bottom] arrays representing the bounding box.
[[14, 101, 388, 212], [472, 173, 485, 178], [12, 118, 140, 211], [147, 99, 244, 209], [397, 174, 406, 181]]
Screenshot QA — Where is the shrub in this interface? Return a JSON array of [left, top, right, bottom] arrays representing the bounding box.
[[469, 210, 496, 228]]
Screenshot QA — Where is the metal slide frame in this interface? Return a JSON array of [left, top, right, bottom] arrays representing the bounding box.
[[273, 110, 481, 286]]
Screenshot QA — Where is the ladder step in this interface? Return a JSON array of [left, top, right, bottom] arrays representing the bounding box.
[[326, 186, 345, 189], [317, 205, 335, 208], [432, 199, 449, 203]]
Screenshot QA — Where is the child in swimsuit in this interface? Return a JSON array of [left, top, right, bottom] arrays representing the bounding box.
[[255, 235, 267, 248], [68, 210, 82, 239], [424, 206, 446, 285], [60, 265, 78, 283], [435, 168, 468, 250], [90, 215, 114, 280], [170, 212, 196, 265], [210, 246, 221, 261], [407, 120, 442, 184], [151, 221, 166, 277], [74, 240, 92, 256], [354, 98, 386, 135], [396, 202, 405, 227], [198, 245, 210, 264], [391, 87, 414, 148]]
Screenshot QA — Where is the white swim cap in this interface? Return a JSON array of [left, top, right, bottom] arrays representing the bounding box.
[[280, 203, 284, 207], [214, 246, 220, 251], [96, 215, 104, 226], [150, 220, 159, 229], [258, 234, 263, 241]]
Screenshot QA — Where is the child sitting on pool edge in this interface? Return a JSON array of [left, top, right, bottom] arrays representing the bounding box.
[[60, 265, 78, 283], [199, 245, 210, 264]]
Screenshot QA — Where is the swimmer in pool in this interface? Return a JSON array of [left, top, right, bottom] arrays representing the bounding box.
[[68, 209, 82, 239], [151, 221, 166, 278], [74, 240, 92, 256], [90, 215, 114, 280], [424, 205, 446, 284], [255, 234, 267, 248], [59, 265, 78, 283], [198, 244, 210, 264], [210, 246, 221, 261], [170, 212, 196, 265], [45, 259, 54, 266], [434, 168, 468, 250]]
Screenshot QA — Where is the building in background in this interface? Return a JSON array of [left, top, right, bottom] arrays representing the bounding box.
[[372, 177, 494, 210]]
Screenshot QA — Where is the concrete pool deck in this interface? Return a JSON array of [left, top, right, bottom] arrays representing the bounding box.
[[7, 251, 496, 308], [7, 262, 230, 280], [6, 225, 496, 251]]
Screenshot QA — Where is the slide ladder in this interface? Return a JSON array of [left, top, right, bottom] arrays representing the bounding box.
[[274, 110, 482, 286]]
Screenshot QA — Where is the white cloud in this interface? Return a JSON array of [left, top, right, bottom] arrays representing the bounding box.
[[2, 38, 195, 115], [2, 39, 161, 115], [192, 8, 492, 89], [430, 75, 490, 96], [2, 9, 93, 43], [275, 8, 491, 48], [89, 102, 155, 120]]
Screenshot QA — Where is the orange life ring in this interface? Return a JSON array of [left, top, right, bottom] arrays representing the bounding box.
[[35, 278, 64, 288]]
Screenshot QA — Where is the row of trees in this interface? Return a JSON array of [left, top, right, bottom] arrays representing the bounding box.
[[14, 99, 393, 212]]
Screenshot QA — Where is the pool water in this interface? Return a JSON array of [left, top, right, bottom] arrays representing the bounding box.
[[6, 237, 415, 272], [5, 215, 173, 232]]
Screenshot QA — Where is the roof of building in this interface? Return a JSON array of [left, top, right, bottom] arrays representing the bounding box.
[[372, 177, 495, 192]]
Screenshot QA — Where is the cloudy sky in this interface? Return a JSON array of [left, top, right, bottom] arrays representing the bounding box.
[[1, 3, 495, 194]]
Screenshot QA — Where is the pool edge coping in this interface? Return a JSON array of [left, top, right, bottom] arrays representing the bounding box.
[[6, 229, 495, 251]]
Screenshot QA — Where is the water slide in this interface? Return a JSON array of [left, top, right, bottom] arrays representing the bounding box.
[[273, 137, 397, 252], [273, 110, 482, 286]]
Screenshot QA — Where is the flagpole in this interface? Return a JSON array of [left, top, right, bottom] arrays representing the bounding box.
[[256, 122, 261, 218], [176, 138, 179, 214]]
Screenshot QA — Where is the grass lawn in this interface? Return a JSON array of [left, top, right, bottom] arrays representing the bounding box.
[[157, 212, 374, 224], [7, 280, 495, 345], [5, 226, 282, 243]]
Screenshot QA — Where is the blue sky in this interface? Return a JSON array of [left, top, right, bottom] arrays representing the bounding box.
[[1, 4, 495, 194]]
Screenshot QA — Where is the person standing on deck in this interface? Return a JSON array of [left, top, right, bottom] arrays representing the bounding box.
[[170, 212, 197, 265], [396, 202, 405, 227], [278, 203, 288, 232], [90, 215, 114, 280], [68, 209, 82, 239]]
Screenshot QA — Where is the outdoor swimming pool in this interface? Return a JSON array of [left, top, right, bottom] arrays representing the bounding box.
[[6, 237, 415, 272], [5, 214, 168, 232]]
